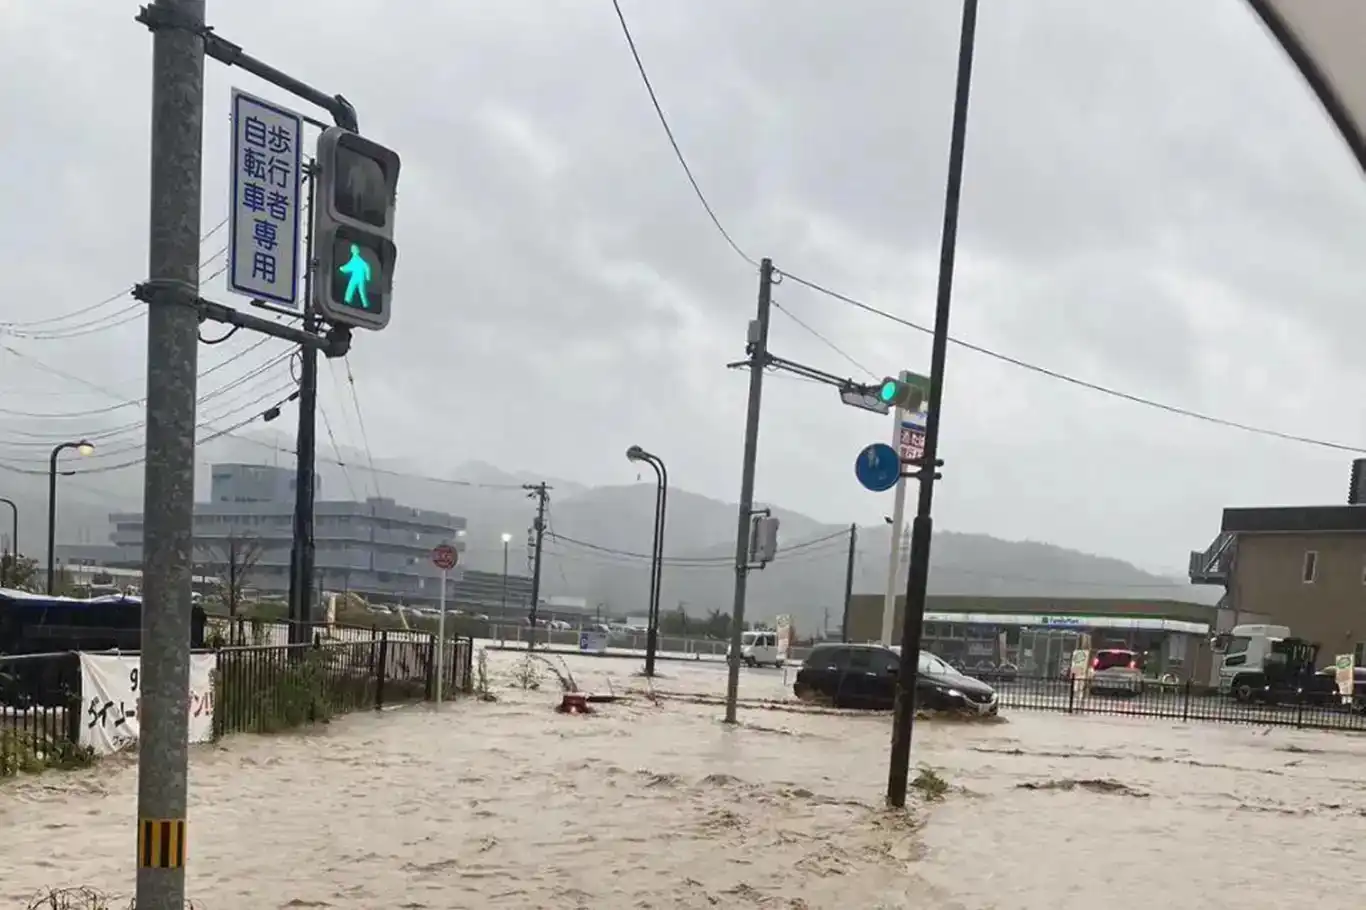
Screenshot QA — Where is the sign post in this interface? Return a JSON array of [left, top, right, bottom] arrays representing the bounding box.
[[882, 370, 932, 646], [431, 543, 460, 705], [228, 88, 305, 311]]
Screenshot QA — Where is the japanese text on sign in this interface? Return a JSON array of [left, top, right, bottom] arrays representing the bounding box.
[[898, 421, 925, 464], [228, 88, 304, 308], [78, 653, 215, 755]]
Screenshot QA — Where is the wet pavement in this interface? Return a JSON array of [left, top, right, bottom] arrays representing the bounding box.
[[3, 649, 1364, 908]]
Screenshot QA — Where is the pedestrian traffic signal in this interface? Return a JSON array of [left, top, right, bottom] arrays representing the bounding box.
[[876, 376, 925, 412], [313, 127, 401, 331]]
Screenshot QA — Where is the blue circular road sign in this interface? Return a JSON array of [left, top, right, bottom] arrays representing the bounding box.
[[855, 442, 901, 492]]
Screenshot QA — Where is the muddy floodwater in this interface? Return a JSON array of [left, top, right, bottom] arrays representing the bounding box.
[[3, 650, 1365, 908]]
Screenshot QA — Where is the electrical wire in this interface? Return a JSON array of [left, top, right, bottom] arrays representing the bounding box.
[[771, 299, 876, 379], [546, 526, 850, 565], [0, 342, 290, 422], [777, 268, 1366, 454], [0, 218, 230, 334], [318, 401, 359, 501], [0, 387, 299, 478], [608, 0, 757, 269], [341, 356, 382, 499], [607, 0, 1366, 456]]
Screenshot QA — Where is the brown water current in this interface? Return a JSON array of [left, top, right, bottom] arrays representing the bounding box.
[[3, 650, 1365, 908]]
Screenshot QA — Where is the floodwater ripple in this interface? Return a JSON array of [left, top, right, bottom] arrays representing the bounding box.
[[2, 652, 1365, 909]]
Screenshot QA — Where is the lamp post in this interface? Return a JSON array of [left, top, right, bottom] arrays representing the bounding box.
[[626, 445, 667, 677], [0, 497, 17, 588], [500, 532, 512, 614], [47, 439, 94, 595]]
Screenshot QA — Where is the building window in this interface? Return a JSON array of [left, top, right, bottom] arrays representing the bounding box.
[[1302, 550, 1318, 584]]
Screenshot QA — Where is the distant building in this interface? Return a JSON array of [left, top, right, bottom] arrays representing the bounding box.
[[845, 593, 1214, 681], [1189, 461, 1366, 667], [59, 462, 535, 605]]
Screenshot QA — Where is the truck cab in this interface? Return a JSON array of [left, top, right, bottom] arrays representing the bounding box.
[[1214, 623, 1334, 703]]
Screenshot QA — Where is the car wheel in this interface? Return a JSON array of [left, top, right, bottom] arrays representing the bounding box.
[[1233, 681, 1256, 703]]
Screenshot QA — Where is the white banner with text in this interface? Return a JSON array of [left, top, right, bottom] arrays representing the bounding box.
[[79, 653, 216, 755]]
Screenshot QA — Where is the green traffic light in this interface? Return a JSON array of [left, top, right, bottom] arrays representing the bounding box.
[[878, 380, 899, 403]]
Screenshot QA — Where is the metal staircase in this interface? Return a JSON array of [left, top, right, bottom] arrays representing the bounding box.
[[1188, 531, 1235, 585]]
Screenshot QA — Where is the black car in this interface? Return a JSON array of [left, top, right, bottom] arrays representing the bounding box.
[[793, 643, 998, 714]]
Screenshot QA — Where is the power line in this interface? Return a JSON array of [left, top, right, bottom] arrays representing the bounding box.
[[609, 0, 757, 268], [341, 356, 382, 499], [777, 269, 1366, 454], [606, 1, 1365, 457], [317, 400, 358, 501], [0, 342, 290, 421], [0, 217, 230, 334], [546, 526, 850, 564], [0, 388, 298, 478], [771, 299, 876, 379]]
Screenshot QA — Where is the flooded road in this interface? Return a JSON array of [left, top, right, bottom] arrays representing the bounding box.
[[3, 650, 1365, 908]]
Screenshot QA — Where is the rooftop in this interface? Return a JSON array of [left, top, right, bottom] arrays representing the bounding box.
[[1221, 505, 1366, 534]]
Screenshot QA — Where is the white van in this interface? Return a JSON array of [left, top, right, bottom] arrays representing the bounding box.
[[732, 630, 782, 668]]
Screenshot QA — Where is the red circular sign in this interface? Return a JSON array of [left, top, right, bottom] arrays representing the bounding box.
[[431, 544, 459, 570]]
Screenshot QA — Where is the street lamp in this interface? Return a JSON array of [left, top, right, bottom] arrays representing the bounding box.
[[500, 532, 512, 614], [0, 497, 17, 588], [47, 440, 94, 595], [626, 445, 667, 677]]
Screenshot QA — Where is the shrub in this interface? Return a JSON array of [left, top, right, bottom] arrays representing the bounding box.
[[0, 729, 95, 777]]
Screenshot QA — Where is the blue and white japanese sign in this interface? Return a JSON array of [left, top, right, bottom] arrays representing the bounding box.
[[228, 88, 303, 308]]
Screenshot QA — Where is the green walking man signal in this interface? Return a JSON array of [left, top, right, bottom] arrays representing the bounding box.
[[338, 243, 372, 309]]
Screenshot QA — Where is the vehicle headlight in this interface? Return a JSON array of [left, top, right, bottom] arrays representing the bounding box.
[[946, 688, 964, 698]]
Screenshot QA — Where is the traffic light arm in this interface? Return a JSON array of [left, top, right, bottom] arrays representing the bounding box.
[[133, 281, 352, 358], [136, 5, 359, 132]]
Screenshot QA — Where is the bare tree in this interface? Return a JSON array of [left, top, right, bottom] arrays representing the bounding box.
[[195, 532, 264, 619]]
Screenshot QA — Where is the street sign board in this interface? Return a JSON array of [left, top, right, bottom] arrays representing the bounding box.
[[898, 420, 926, 465], [855, 442, 901, 492], [228, 88, 304, 308], [431, 544, 459, 571]]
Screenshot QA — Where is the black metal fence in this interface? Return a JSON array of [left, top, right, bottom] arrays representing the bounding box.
[[0, 631, 475, 776], [993, 674, 1366, 731]]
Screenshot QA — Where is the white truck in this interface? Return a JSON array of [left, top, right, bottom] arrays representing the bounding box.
[[1215, 623, 1336, 704]]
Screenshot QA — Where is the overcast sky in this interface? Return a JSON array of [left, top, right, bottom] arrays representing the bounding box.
[[3, 0, 1365, 575]]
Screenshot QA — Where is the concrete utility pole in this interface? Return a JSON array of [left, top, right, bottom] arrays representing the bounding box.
[[723, 258, 774, 725], [287, 161, 320, 646], [136, 0, 205, 906], [524, 482, 550, 648]]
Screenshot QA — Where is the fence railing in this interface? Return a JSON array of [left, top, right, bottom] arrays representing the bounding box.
[[992, 673, 1366, 731], [0, 631, 474, 776]]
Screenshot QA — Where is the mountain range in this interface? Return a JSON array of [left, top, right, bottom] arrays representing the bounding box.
[[16, 431, 1218, 632]]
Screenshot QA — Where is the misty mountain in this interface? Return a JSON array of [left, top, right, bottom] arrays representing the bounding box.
[[40, 431, 1218, 632]]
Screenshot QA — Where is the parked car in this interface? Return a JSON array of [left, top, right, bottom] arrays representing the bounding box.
[[793, 643, 997, 714], [1087, 649, 1144, 697]]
